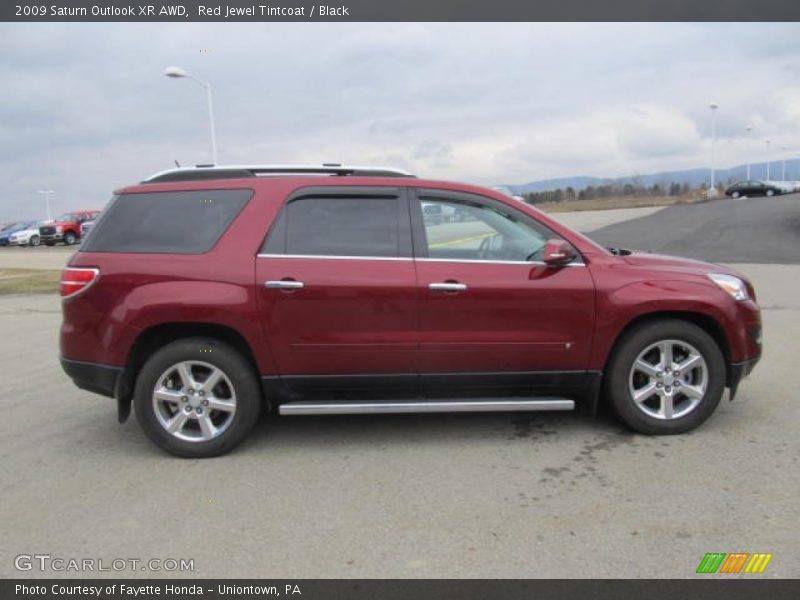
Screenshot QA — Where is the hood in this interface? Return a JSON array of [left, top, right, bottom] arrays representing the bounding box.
[[619, 251, 739, 277]]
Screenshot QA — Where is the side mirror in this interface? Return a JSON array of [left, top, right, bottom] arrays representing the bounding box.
[[542, 239, 577, 266]]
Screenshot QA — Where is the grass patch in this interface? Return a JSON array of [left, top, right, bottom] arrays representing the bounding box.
[[537, 194, 703, 213], [0, 269, 60, 295]]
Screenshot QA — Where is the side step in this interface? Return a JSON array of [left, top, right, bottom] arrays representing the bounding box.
[[278, 398, 574, 416]]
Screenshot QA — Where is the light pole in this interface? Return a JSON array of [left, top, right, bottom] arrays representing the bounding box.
[[164, 66, 218, 165], [744, 124, 752, 179], [37, 190, 54, 221], [709, 103, 719, 191], [781, 146, 787, 180], [765, 140, 771, 180]]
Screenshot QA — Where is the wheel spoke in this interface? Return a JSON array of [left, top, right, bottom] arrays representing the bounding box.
[[198, 415, 218, 440], [176, 362, 196, 390], [154, 387, 183, 405], [659, 394, 674, 419], [681, 384, 705, 400], [199, 368, 224, 394], [634, 359, 660, 379], [207, 397, 236, 413], [633, 382, 658, 404], [167, 411, 190, 433], [658, 342, 674, 370], [675, 353, 703, 373]]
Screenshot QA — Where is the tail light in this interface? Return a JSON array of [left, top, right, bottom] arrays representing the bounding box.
[[60, 267, 99, 298]]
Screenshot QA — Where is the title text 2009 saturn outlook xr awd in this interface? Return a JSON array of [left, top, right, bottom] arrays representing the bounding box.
[[59, 165, 761, 457]]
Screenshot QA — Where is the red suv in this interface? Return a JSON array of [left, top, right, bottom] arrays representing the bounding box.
[[40, 210, 100, 246], [59, 165, 762, 457]]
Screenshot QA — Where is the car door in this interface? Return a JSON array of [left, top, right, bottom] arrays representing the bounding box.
[[255, 186, 418, 389], [411, 188, 596, 390]]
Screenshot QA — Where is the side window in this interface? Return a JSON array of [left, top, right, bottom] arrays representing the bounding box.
[[418, 197, 553, 262], [82, 189, 252, 254], [263, 196, 402, 258]]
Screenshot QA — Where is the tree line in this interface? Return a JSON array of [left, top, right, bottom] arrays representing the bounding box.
[[522, 181, 708, 205]]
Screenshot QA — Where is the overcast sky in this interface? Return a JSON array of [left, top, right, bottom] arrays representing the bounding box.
[[1, 22, 800, 220]]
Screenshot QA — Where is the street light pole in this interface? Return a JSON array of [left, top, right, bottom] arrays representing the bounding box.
[[744, 124, 752, 180], [164, 66, 218, 165], [709, 103, 718, 191], [765, 140, 771, 180], [781, 146, 787, 180], [37, 190, 54, 221]]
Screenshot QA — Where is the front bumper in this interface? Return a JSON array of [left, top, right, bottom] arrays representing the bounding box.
[[41, 234, 64, 242], [728, 356, 760, 400], [61, 357, 121, 399]]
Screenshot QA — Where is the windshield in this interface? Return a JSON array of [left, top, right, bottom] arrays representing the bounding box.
[[56, 213, 77, 221]]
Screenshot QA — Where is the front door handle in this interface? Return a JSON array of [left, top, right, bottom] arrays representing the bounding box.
[[429, 282, 467, 293], [264, 280, 304, 290]]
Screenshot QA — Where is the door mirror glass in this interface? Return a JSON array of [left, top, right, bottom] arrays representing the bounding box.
[[542, 239, 576, 266]]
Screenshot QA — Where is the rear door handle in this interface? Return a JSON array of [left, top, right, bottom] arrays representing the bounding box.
[[429, 282, 467, 292], [264, 280, 304, 290]]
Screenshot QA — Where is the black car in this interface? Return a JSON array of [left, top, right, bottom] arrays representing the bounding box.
[[725, 180, 782, 198]]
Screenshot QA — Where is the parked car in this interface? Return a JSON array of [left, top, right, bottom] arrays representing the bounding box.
[[7, 222, 43, 246], [60, 164, 762, 457], [40, 210, 100, 246], [725, 180, 782, 198], [0, 221, 28, 246]]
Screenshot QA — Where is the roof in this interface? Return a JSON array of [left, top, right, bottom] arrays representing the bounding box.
[[143, 164, 415, 184]]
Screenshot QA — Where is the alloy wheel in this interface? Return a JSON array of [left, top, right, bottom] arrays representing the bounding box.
[[152, 360, 237, 442], [628, 339, 708, 420]]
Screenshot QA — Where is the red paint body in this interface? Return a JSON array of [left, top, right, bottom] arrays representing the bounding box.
[[61, 176, 761, 399]]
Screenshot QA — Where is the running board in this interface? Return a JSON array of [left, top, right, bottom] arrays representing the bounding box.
[[278, 398, 574, 416]]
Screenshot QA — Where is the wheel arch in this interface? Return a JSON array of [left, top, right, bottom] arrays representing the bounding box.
[[116, 321, 267, 422]]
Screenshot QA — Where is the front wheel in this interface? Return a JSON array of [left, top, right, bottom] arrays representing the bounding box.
[[64, 231, 76, 245], [731, 191, 741, 199], [604, 320, 726, 435], [134, 338, 262, 457], [29, 235, 40, 247], [765, 189, 775, 197]]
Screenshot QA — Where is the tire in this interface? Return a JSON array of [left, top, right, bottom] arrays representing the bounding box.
[[731, 191, 740, 199], [64, 231, 76, 245], [133, 337, 262, 458], [766, 189, 774, 197], [604, 319, 726, 435], [29, 235, 40, 247]]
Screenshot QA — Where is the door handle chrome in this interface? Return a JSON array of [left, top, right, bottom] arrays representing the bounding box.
[[429, 282, 467, 292], [264, 280, 304, 290]]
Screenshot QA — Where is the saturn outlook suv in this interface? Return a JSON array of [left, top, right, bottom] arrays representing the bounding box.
[[59, 165, 762, 457]]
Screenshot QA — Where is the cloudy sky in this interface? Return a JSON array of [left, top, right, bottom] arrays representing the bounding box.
[[1, 22, 800, 220]]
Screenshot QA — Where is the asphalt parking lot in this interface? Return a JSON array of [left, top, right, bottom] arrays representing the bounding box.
[[0, 199, 797, 579]]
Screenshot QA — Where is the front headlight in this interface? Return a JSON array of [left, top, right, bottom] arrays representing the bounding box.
[[56, 225, 63, 233], [708, 273, 749, 301]]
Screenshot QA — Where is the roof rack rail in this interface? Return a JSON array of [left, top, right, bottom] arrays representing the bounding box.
[[143, 164, 415, 183]]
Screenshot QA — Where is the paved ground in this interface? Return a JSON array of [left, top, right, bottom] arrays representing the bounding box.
[[1, 199, 797, 579], [589, 194, 800, 264]]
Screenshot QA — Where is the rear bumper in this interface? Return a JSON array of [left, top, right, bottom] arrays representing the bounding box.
[[60, 357, 121, 399]]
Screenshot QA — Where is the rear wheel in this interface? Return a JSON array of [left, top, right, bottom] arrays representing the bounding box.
[[766, 189, 775, 197], [731, 191, 741, 199], [134, 338, 262, 457], [29, 235, 40, 247], [604, 320, 726, 435]]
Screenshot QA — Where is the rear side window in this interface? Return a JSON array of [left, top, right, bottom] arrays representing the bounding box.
[[263, 196, 401, 258], [82, 189, 251, 254]]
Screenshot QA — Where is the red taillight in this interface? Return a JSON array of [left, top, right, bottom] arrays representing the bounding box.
[[60, 267, 99, 298]]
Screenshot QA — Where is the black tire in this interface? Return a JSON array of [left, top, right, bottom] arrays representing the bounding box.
[[64, 231, 76, 245], [134, 337, 262, 458], [29, 235, 40, 247], [604, 319, 726, 435]]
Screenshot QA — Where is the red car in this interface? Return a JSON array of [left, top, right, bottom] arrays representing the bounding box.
[[59, 165, 762, 457], [40, 210, 100, 246]]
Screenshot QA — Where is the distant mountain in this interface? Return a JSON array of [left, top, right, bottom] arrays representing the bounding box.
[[505, 161, 798, 194]]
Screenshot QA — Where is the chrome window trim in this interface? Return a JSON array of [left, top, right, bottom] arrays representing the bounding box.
[[257, 253, 585, 266]]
